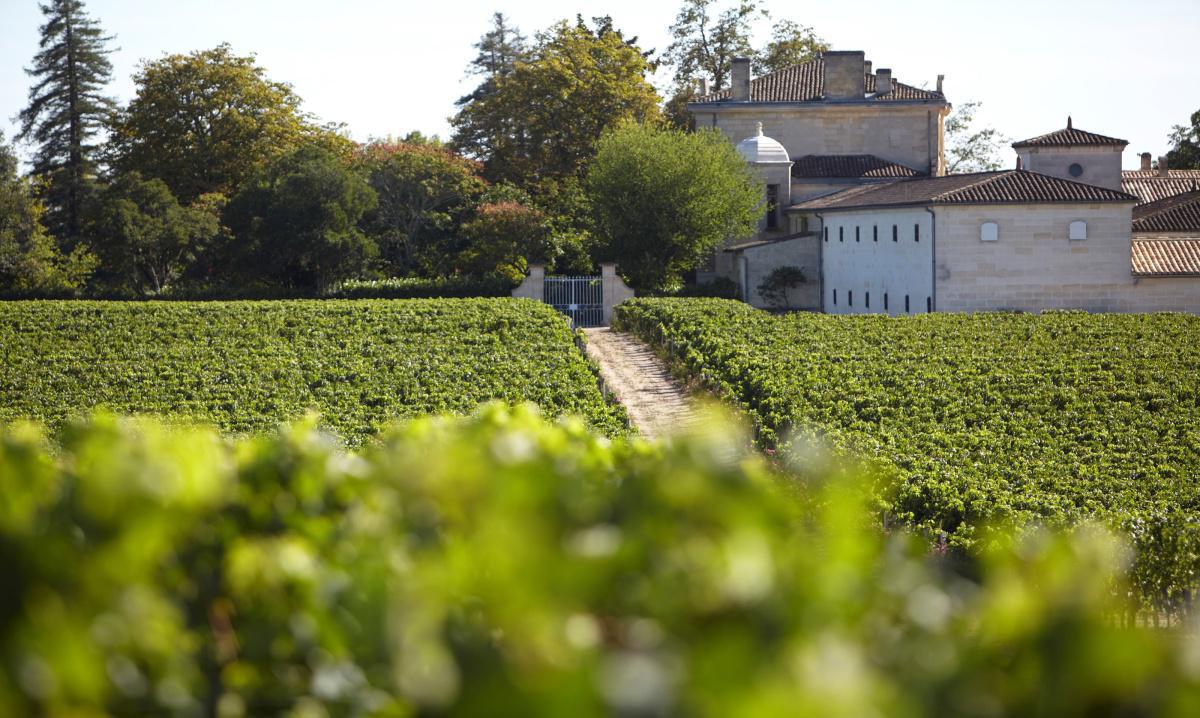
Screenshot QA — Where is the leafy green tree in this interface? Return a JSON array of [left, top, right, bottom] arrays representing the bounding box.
[[0, 132, 94, 292], [86, 172, 220, 294], [224, 144, 377, 290], [755, 20, 828, 73], [107, 44, 319, 204], [587, 123, 761, 291], [457, 12, 528, 106], [16, 0, 116, 243], [458, 200, 554, 282], [354, 140, 486, 276], [664, 0, 764, 94], [757, 265, 807, 309], [945, 101, 1007, 173], [452, 16, 661, 187], [1166, 108, 1200, 170]]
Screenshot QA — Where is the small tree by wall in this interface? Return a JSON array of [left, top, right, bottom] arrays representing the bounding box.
[[757, 265, 806, 310]]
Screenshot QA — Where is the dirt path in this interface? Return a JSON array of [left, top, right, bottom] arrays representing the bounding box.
[[583, 328, 694, 440]]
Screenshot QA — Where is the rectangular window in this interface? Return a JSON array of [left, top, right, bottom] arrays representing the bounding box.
[[855, 226, 860, 242], [839, 227, 844, 242], [914, 223, 920, 242], [824, 226, 828, 242], [892, 225, 898, 242], [865, 292, 870, 308], [884, 293, 889, 310], [766, 184, 779, 229], [849, 290, 853, 307], [905, 294, 910, 313], [833, 289, 837, 305], [873, 225, 878, 242], [927, 296, 932, 313]]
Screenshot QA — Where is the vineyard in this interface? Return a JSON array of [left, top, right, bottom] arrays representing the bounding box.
[[0, 299, 627, 443], [614, 298, 1200, 610]]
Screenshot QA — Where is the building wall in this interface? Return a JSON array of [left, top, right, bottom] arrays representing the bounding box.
[[736, 236, 822, 310], [697, 104, 945, 176], [1017, 146, 1124, 191], [930, 203, 1190, 312], [820, 208, 935, 315]]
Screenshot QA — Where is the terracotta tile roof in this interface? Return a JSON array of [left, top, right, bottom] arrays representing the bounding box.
[[1121, 171, 1200, 205], [691, 57, 945, 104], [1132, 190, 1200, 233], [1131, 239, 1200, 277], [790, 170, 1137, 211], [1012, 120, 1128, 148], [792, 154, 925, 179]]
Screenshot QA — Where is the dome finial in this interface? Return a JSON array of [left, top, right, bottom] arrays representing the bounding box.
[[1067, 115, 1073, 130], [756, 121, 763, 136]]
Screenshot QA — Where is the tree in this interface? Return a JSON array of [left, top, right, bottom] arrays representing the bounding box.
[[0, 132, 94, 292], [754, 20, 827, 74], [16, 0, 116, 243], [107, 44, 318, 204], [458, 201, 554, 282], [757, 265, 806, 310], [664, 0, 764, 94], [452, 16, 661, 187], [945, 101, 1007, 174], [1165, 109, 1200, 170], [223, 144, 377, 291], [86, 172, 220, 294], [587, 123, 761, 292], [354, 141, 486, 277]]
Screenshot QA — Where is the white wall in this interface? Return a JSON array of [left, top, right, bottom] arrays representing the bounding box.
[[820, 208, 934, 315]]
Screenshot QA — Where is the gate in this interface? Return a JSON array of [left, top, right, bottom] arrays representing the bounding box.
[[544, 275, 603, 328]]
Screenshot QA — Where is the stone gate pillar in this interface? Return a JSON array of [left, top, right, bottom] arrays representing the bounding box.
[[512, 264, 545, 301], [600, 263, 635, 325]]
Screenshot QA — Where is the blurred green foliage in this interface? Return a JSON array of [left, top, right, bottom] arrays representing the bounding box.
[[4, 405, 1200, 716]]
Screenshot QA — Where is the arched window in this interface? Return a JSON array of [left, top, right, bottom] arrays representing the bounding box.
[[980, 222, 999, 242], [1069, 221, 1087, 241]]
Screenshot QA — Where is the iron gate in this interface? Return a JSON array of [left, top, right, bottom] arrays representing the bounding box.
[[544, 275, 603, 328]]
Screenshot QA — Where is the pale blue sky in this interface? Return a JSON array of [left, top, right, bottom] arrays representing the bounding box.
[[1, 0, 1196, 169]]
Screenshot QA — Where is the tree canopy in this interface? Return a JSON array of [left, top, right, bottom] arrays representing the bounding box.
[[945, 101, 1007, 173], [1166, 108, 1200, 170], [107, 44, 320, 204], [451, 17, 661, 188], [587, 123, 761, 292], [16, 0, 116, 242]]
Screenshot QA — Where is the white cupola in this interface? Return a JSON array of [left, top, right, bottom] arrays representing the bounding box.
[[736, 122, 791, 165]]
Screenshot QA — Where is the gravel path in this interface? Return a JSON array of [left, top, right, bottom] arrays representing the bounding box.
[[583, 328, 694, 440]]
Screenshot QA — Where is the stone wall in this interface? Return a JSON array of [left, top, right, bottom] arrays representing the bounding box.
[[696, 104, 945, 176], [735, 236, 822, 310], [1018, 145, 1124, 191]]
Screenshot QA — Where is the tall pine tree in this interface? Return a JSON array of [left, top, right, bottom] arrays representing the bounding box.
[[17, 0, 115, 244]]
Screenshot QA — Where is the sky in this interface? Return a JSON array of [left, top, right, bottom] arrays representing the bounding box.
[[1, 0, 1196, 170]]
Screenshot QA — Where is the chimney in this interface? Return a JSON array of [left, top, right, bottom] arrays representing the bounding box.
[[823, 50, 866, 100], [864, 60, 872, 76], [1140, 152, 1152, 171], [731, 57, 751, 101], [937, 74, 945, 94], [875, 68, 892, 95], [1159, 155, 1170, 178], [1016, 156, 1023, 170]]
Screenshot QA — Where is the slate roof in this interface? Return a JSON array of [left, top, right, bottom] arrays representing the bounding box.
[[1132, 190, 1200, 233], [790, 170, 1137, 211], [692, 57, 945, 104], [792, 155, 925, 180], [1131, 239, 1200, 277], [1121, 171, 1200, 205], [1012, 121, 1128, 149]]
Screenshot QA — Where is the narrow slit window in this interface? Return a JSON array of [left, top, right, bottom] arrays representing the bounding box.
[[849, 290, 853, 307], [865, 292, 870, 308], [892, 225, 898, 242], [833, 289, 837, 305], [873, 225, 878, 242], [927, 296, 932, 313], [914, 223, 920, 242], [905, 294, 910, 313], [824, 227, 829, 242], [855, 226, 860, 242], [884, 293, 889, 310], [839, 227, 844, 242]]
